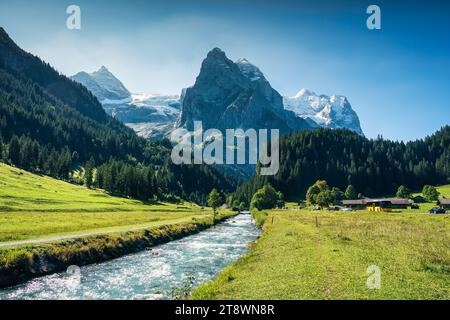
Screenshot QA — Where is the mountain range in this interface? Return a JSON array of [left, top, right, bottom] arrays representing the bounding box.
[[71, 48, 364, 139]]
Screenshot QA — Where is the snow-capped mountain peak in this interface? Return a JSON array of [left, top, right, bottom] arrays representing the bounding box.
[[71, 68, 181, 139], [96, 65, 110, 73], [284, 89, 364, 135], [71, 66, 131, 103]]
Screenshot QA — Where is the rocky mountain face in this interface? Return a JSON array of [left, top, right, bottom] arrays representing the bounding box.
[[284, 89, 364, 135], [70, 68, 180, 139], [176, 48, 312, 134]]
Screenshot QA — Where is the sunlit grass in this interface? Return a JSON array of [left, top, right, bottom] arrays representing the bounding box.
[[0, 163, 208, 242], [192, 209, 450, 300], [436, 184, 450, 198]]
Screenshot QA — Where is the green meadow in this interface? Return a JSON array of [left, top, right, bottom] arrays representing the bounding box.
[[0, 163, 207, 243], [436, 184, 450, 197], [192, 210, 450, 300]]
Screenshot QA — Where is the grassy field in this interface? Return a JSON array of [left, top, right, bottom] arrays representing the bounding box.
[[192, 209, 450, 300], [0, 163, 208, 243], [436, 184, 450, 197]]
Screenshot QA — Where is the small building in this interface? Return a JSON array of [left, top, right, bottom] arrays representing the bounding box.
[[366, 199, 393, 212], [342, 198, 410, 212], [342, 199, 367, 210], [411, 195, 425, 203], [366, 198, 410, 212], [437, 199, 450, 210], [387, 198, 411, 209]]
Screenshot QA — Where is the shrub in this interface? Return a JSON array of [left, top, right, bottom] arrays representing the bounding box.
[[0, 249, 33, 269], [250, 184, 284, 210], [422, 185, 440, 201], [396, 185, 412, 199]]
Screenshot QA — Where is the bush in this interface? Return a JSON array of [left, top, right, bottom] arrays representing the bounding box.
[[396, 185, 412, 199], [316, 190, 334, 208], [250, 184, 284, 210], [306, 180, 340, 207], [422, 185, 440, 201], [252, 211, 269, 227]]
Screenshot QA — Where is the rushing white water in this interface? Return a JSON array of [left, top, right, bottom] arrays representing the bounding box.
[[0, 214, 260, 300]]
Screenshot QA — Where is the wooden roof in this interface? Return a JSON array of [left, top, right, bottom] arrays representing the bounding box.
[[342, 198, 411, 205], [342, 199, 367, 205]]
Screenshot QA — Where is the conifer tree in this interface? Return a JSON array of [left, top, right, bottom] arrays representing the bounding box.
[[8, 136, 20, 165]]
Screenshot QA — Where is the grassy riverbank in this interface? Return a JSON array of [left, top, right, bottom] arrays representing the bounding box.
[[192, 210, 450, 300], [0, 163, 206, 243]]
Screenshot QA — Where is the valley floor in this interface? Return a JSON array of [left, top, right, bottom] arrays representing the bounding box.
[[0, 163, 207, 244], [192, 210, 450, 300]]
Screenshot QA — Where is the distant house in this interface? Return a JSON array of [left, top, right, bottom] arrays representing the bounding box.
[[411, 195, 425, 203], [342, 198, 410, 212], [437, 198, 450, 210], [387, 198, 411, 209]]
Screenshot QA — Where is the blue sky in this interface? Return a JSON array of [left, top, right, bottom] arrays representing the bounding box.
[[0, 0, 449, 141]]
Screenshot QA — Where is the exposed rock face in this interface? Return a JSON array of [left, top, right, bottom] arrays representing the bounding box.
[[284, 89, 364, 135], [176, 48, 312, 134]]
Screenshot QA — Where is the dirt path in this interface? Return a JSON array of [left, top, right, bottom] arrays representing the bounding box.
[[0, 215, 210, 248]]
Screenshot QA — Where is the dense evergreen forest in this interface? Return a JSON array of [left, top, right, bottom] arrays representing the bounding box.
[[231, 127, 450, 206], [0, 27, 235, 205]]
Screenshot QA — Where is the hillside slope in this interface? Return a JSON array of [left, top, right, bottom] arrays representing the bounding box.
[[0, 163, 206, 242], [0, 27, 142, 166]]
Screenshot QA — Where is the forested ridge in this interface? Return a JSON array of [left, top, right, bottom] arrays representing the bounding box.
[[231, 127, 450, 206]]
